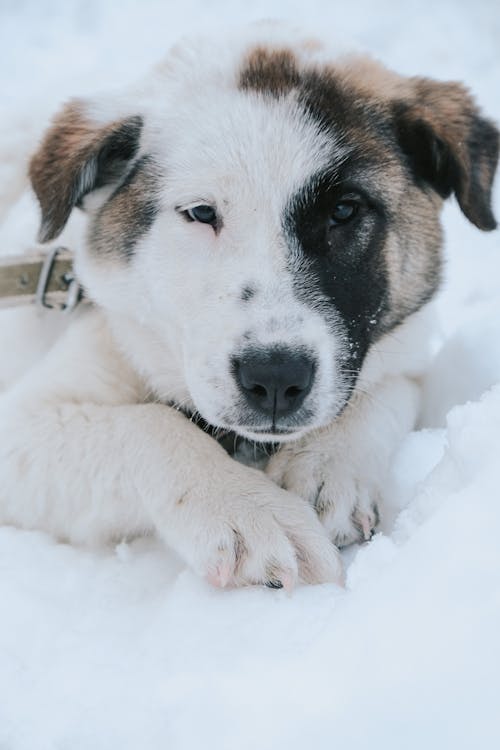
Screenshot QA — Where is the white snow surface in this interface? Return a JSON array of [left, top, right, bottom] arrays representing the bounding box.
[[1, 1, 500, 748]]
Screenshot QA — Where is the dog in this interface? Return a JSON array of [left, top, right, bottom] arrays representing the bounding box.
[[0, 25, 497, 589]]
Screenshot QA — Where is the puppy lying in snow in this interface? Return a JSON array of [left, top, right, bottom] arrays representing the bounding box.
[[0, 27, 497, 589]]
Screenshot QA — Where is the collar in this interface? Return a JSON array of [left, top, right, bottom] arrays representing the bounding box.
[[180, 410, 279, 463], [0, 246, 85, 312]]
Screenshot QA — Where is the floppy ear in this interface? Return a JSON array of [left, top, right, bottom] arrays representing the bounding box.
[[29, 100, 143, 243], [393, 79, 499, 230]]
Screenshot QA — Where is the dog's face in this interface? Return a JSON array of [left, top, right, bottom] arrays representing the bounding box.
[[29, 33, 499, 442]]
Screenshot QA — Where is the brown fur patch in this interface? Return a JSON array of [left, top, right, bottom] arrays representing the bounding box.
[[29, 101, 142, 242], [90, 155, 160, 260], [335, 55, 408, 100], [239, 47, 301, 96]]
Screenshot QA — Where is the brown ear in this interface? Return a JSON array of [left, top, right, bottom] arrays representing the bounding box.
[[29, 100, 143, 243], [393, 79, 499, 230]]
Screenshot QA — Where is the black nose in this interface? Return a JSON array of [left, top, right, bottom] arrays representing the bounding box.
[[233, 347, 315, 419]]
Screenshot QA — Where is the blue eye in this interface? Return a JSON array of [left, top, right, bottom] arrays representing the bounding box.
[[329, 201, 358, 226], [185, 204, 217, 226]]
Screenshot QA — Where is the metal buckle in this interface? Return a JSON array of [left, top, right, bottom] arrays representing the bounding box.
[[35, 246, 82, 312]]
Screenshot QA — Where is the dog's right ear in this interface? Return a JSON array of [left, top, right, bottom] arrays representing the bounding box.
[[392, 79, 499, 231], [29, 100, 143, 243]]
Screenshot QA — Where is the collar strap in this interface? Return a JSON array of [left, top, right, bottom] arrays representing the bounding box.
[[0, 247, 85, 312]]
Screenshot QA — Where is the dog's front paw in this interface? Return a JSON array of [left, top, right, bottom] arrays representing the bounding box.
[[266, 438, 380, 548], [167, 463, 343, 589]]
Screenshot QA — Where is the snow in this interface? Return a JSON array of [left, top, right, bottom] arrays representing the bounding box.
[[1, 1, 500, 748]]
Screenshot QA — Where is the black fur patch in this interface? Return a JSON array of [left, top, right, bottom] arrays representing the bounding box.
[[285, 168, 390, 390]]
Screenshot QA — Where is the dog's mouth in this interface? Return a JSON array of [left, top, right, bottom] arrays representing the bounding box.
[[181, 408, 304, 453], [238, 425, 300, 441]]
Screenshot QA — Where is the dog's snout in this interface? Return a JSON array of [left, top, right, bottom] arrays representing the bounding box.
[[233, 348, 315, 419]]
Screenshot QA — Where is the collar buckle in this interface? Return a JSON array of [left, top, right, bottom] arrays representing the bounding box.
[[35, 246, 83, 312]]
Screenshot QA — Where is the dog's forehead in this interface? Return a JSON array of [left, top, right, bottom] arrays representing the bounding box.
[[151, 93, 336, 207], [144, 43, 403, 209], [145, 45, 403, 213]]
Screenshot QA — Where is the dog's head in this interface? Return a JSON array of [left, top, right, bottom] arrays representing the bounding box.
[[29, 31, 499, 441]]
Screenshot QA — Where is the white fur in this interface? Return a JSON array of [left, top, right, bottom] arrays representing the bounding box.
[[0, 26, 434, 588], [0, 309, 343, 587]]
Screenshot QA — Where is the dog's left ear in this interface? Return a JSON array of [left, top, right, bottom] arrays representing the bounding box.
[[29, 99, 143, 243], [393, 79, 499, 230]]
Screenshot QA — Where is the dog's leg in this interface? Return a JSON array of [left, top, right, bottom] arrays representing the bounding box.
[[0, 311, 342, 588], [266, 376, 420, 546]]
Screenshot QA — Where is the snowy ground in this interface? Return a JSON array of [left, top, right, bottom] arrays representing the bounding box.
[[1, 1, 500, 748]]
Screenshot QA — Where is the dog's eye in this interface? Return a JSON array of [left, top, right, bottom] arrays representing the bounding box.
[[185, 205, 217, 226], [329, 200, 359, 227]]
